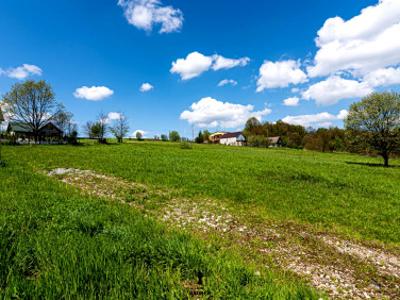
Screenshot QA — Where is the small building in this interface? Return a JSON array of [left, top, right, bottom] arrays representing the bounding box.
[[7, 121, 64, 144], [219, 132, 246, 146], [267, 136, 283, 147], [209, 132, 226, 143]]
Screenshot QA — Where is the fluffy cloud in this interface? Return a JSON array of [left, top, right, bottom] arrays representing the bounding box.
[[73, 86, 114, 101], [106, 112, 123, 123], [363, 67, 400, 87], [0, 64, 42, 79], [132, 129, 147, 137], [256, 60, 307, 92], [282, 97, 300, 107], [118, 0, 183, 33], [218, 79, 238, 87], [308, 0, 400, 77], [282, 110, 348, 128], [170, 52, 250, 80], [140, 82, 154, 92], [302, 76, 372, 106], [211, 55, 249, 71], [170, 52, 213, 80], [180, 97, 271, 128]]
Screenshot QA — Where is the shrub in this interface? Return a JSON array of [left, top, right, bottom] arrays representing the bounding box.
[[180, 141, 192, 149]]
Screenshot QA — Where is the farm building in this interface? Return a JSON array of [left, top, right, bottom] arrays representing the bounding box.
[[209, 132, 226, 143], [7, 121, 64, 144], [219, 132, 246, 146], [268, 136, 283, 147]]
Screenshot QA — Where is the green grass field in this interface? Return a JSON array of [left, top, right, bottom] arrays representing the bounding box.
[[1, 142, 399, 298]]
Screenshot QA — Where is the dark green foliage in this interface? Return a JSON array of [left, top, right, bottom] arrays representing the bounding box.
[[195, 131, 204, 143], [303, 128, 346, 152], [244, 119, 307, 148], [160, 134, 168, 141], [247, 135, 268, 147], [169, 131, 181, 142]]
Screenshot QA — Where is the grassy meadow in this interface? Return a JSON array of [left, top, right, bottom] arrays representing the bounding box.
[[1, 141, 399, 298]]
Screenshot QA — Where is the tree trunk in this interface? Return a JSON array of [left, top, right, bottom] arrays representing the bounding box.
[[382, 152, 389, 167]]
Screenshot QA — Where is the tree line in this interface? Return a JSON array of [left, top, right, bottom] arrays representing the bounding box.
[[238, 92, 400, 167]]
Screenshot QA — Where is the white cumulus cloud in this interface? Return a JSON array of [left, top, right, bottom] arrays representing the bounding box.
[[73, 86, 114, 101], [218, 79, 238, 87], [256, 60, 307, 92], [283, 97, 300, 107], [133, 129, 147, 137], [140, 82, 154, 92], [170, 51, 250, 80], [282, 110, 348, 128], [118, 0, 183, 33], [1, 64, 42, 79], [106, 112, 123, 124], [363, 67, 400, 87], [170, 52, 213, 80], [180, 97, 271, 128], [302, 76, 372, 106], [211, 55, 250, 71], [308, 0, 400, 77]]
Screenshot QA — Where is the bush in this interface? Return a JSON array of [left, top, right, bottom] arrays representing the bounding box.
[[169, 131, 181, 142], [247, 135, 268, 147], [180, 141, 192, 149]]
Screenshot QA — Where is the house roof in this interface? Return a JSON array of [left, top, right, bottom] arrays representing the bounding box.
[[220, 132, 243, 139], [268, 136, 281, 144], [209, 132, 226, 137], [7, 121, 63, 133], [8, 122, 32, 133]]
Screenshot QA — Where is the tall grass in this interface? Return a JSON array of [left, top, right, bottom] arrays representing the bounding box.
[[0, 162, 319, 298]]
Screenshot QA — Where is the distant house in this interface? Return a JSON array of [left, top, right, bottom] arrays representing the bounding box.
[[7, 121, 64, 144], [219, 132, 246, 146], [209, 132, 226, 143], [267, 136, 283, 147]]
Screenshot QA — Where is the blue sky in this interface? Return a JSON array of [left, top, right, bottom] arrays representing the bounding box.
[[1, 0, 400, 138]]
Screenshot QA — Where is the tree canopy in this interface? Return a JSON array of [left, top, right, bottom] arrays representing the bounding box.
[[345, 92, 400, 167]]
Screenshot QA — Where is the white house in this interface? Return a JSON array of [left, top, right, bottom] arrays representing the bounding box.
[[219, 132, 245, 146]]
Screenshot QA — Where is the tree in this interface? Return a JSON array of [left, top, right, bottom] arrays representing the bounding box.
[[161, 134, 168, 141], [345, 92, 400, 167], [136, 131, 143, 141], [110, 113, 129, 143], [243, 117, 263, 138], [169, 130, 181, 142], [85, 113, 108, 143], [195, 131, 204, 143], [2, 80, 63, 142]]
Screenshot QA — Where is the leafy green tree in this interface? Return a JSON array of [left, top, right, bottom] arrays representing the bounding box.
[[345, 92, 400, 167], [195, 131, 204, 143], [160, 134, 168, 141], [136, 131, 143, 141], [169, 130, 181, 142], [85, 113, 108, 143], [2, 80, 64, 142]]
